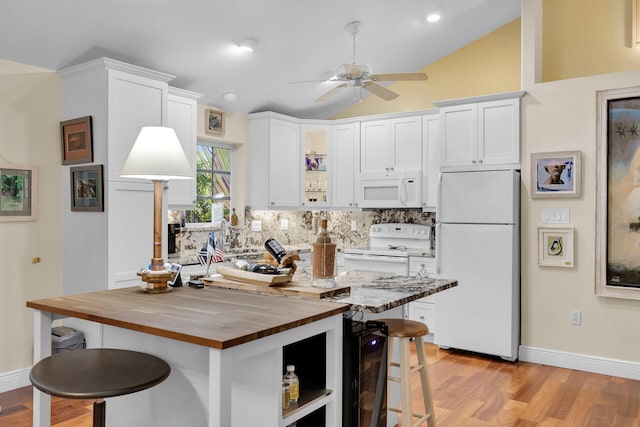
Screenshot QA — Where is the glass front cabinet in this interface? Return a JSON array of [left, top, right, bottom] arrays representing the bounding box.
[[301, 125, 330, 208]]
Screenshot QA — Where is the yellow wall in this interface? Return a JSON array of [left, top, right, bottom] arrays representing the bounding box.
[[523, 0, 640, 362], [543, 0, 640, 81], [333, 18, 521, 119], [0, 59, 62, 376]]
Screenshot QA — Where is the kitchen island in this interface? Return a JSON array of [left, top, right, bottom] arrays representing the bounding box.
[[27, 272, 456, 427]]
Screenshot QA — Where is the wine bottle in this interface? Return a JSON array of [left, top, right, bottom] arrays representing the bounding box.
[[264, 238, 287, 264]]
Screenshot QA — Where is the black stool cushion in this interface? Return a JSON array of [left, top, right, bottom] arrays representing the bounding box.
[[30, 348, 170, 399]]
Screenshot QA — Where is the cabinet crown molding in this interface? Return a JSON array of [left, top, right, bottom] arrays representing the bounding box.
[[58, 57, 175, 83], [433, 91, 526, 108]]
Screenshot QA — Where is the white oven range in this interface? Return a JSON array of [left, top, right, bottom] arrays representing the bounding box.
[[343, 223, 432, 276]]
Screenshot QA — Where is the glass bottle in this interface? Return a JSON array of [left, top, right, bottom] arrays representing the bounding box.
[[231, 208, 238, 226], [265, 238, 287, 264], [282, 382, 290, 409], [311, 218, 337, 288], [283, 365, 299, 403]]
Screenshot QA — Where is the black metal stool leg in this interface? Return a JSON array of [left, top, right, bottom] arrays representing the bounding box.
[[93, 399, 105, 427]]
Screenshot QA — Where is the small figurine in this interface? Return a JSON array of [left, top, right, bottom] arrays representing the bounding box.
[[231, 208, 238, 226]]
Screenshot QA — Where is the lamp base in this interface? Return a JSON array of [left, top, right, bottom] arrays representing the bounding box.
[[137, 269, 176, 293]]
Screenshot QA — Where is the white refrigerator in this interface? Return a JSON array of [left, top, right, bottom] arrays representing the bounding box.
[[435, 169, 520, 361]]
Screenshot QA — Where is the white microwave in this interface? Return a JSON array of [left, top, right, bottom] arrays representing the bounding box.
[[358, 170, 421, 208]]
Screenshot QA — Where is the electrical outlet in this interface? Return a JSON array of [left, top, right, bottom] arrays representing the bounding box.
[[351, 220, 357, 231], [280, 219, 288, 230], [251, 220, 262, 232], [570, 310, 582, 326]]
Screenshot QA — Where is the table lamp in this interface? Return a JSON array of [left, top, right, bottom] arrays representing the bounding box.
[[121, 126, 193, 292]]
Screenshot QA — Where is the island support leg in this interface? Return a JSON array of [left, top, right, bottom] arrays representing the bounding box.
[[208, 347, 233, 427], [33, 310, 52, 427]]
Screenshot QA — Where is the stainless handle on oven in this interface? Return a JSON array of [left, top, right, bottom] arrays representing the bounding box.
[[435, 222, 441, 274], [344, 254, 408, 264]]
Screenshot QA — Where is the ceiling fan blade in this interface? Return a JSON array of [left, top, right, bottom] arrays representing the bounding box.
[[287, 79, 328, 84], [315, 83, 349, 103], [370, 73, 428, 82], [362, 81, 399, 101], [342, 63, 363, 78]]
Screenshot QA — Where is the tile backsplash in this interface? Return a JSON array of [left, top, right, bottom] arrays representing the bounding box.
[[172, 208, 435, 264]]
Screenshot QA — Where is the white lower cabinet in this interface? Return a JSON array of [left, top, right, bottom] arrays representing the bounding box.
[[408, 256, 436, 342]]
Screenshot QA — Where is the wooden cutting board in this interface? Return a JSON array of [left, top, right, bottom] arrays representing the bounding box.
[[201, 274, 350, 299], [216, 266, 294, 286]]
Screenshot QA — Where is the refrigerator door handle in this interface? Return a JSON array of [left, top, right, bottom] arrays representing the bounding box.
[[435, 222, 441, 274], [436, 172, 443, 219]]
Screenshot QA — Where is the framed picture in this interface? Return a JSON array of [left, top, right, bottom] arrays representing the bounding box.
[[70, 165, 103, 212], [0, 164, 37, 221], [538, 227, 574, 268], [596, 87, 640, 299], [205, 109, 225, 136], [531, 151, 581, 198], [61, 116, 93, 165]]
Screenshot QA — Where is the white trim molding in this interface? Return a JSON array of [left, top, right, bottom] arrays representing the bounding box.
[[0, 367, 31, 393], [519, 346, 640, 381]]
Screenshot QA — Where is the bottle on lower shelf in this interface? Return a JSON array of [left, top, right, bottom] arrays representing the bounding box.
[[283, 365, 299, 403]]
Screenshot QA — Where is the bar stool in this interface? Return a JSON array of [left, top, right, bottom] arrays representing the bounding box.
[[378, 318, 436, 427], [30, 348, 170, 427]]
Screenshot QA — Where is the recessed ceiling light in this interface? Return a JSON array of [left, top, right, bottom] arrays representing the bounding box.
[[426, 10, 441, 23], [238, 38, 257, 52], [223, 92, 238, 102]]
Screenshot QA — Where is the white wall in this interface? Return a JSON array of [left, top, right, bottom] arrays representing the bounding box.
[[520, 0, 640, 369], [0, 59, 62, 390]]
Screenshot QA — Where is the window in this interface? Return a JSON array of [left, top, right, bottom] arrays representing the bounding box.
[[187, 144, 231, 223]]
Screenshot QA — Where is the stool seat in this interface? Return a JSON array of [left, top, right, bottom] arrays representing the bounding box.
[[377, 318, 429, 338], [30, 348, 170, 427]]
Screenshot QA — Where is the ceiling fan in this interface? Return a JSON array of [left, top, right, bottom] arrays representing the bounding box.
[[290, 21, 428, 103]]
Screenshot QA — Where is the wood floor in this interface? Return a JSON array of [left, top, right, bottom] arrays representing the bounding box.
[[0, 343, 638, 426]]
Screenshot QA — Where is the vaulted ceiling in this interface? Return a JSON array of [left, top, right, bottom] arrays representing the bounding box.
[[0, 0, 520, 119]]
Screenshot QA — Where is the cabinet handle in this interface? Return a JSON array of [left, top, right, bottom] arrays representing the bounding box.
[[270, 202, 275, 205], [419, 316, 425, 320], [478, 159, 483, 164], [472, 160, 477, 164]]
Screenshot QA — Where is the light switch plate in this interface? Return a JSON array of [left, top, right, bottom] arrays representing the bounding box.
[[351, 220, 357, 231], [542, 208, 570, 224], [251, 220, 262, 232], [281, 219, 288, 230]]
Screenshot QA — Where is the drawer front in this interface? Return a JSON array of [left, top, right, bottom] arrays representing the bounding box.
[[409, 301, 435, 335]]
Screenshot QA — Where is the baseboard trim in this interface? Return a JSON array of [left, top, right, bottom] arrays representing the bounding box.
[[519, 346, 640, 380], [0, 367, 31, 393]]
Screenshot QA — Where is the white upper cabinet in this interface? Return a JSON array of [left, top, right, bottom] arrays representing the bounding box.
[[435, 91, 525, 171], [167, 87, 201, 209], [301, 125, 330, 209], [331, 123, 360, 208], [422, 112, 439, 211], [360, 116, 422, 178], [248, 114, 300, 209]]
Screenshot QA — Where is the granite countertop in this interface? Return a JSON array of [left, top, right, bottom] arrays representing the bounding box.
[[276, 268, 457, 314]]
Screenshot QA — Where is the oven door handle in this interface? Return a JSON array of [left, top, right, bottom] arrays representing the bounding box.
[[344, 254, 408, 264]]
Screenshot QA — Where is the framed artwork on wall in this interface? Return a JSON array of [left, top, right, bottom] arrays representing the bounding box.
[[61, 116, 93, 165], [70, 165, 103, 212], [596, 87, 640, 299], [537, 227, 574, 268], [531, 151, 581, 198], [205, 109, 225, 136], [0, 164, 37, 221]]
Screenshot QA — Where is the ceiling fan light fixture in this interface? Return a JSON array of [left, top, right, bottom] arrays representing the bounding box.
[[238, 38, 257, 52]]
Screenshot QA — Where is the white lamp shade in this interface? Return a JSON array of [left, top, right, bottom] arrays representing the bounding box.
[[120, 127, 194, 180]]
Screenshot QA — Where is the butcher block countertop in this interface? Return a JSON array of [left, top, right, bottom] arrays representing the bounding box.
[[27, 286, 349, 350]]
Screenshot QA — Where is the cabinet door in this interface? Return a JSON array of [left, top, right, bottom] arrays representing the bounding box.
[[439, 104, 478, 168], [268, 119, 300, 207], [301, 125, 330, 208], [167, 91, 198, 208], [391, 116, 422, 171], [331, 123, 359, 208], [478, 98, 520, 167], [107, 69, 168, 182], [360, 120, 391, 176], [422, 114, 439, 211]]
